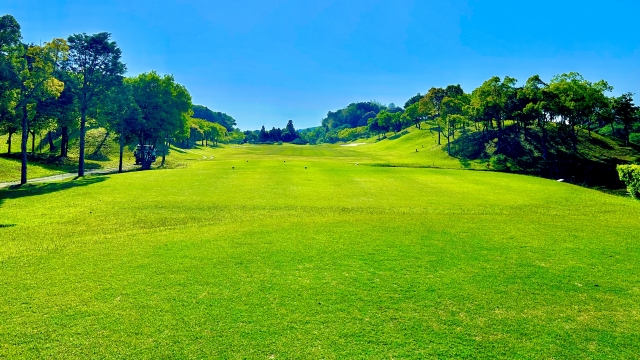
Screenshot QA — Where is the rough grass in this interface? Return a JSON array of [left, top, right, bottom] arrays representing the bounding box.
[[1, 144, 639, 358]]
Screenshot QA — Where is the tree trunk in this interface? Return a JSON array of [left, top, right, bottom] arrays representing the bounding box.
[[625, 125, 630, 146], [60, 126, 69, 157], [7, 129, 13, 154], [161, 134, 167, 166], [47, 131, 56, 152], [541, 123, 548, 161], [20, 104, 28, 185], [78, 108, 87, 176], [118, 132, 124, 173], [30, 130, 35, 154]]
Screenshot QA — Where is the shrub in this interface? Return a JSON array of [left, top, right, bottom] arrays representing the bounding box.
[[617, 164, 640, 199], [490, 154, 510, 171]]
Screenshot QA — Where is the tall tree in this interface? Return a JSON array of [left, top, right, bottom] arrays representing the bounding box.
[[420, 87, 447, 144], [64, 32, 125, 176], [440, 97, 465, 155], [613, 93, 639, 146], [0, 15, 22, 155], [282, 119, 298, 142], [99, 82, 142, 172], [9, 39, 65, 184], [259, 125, 268, 142]]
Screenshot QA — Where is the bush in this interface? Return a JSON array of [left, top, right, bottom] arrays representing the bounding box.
[[490, 154, 510, 171], [617, 164, 640, 199]]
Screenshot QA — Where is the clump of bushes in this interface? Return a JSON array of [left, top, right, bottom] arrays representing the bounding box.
[[490, 154, 521, 172], [617, 164, 640, 198]]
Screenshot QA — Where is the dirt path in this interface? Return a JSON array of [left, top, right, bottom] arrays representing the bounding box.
[[0, 166, 137, 189]]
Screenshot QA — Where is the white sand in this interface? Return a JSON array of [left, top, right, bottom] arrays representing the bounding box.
[[340, 143, 367, 147]]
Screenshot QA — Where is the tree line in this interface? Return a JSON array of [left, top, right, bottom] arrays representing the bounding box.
[[0, 14, 236, 184], [244, 120, 301, 144], [300, 74, 639, 155]]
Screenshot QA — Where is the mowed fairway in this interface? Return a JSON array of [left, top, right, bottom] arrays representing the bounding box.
[[1, 144, 640, 358]]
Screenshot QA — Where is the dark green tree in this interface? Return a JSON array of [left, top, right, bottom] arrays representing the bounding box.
[[64, 32, 125, 176], [613, 93, 639, 146]]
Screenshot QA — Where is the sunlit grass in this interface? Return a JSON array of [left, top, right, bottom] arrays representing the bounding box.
[[1, 138, 639, 358]]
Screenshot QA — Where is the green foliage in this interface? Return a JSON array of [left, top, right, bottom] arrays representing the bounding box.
[[322, 101, 386, 130], [617, 164, 640, 198], [192, 104, 236, 131], [337, 126, 368, 142]]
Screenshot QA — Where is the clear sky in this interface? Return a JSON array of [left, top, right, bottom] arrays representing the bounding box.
[[4, 0, 640, 130]]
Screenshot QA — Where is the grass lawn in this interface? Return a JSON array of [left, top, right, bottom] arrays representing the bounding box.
[[1, 144, 639, 358]]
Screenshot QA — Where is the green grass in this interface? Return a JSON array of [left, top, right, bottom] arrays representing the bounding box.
[[1, 142, 640, 358], [0, 129, 217, 183]]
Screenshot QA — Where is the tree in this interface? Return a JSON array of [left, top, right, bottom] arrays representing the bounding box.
[[613, 93, 639, 146], [128, 72, 192, 169], [375, 110, 393, 134], [9, 40, 65, 184], [259, 125, 268, 142], [322, 101, 386, 130], [192, 105, 236, 131], [367, 116, 384, 140], [402, 102, 422, 129], [547, 73, 611, 150], [282, 119, 298, 142], [470, 76, 516, 150], [225, 129, 245, 144], [64, 32, 125, 176], [420, 87, 446, 144], [440, 97, 466, 155], [51, 84, 77, 157], [404, 93, 422, 109], [0, 15, 22, 154], [99, 82, 142, 172]]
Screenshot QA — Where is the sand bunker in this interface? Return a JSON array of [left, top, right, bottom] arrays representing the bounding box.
[[340, 143, 367, 147]]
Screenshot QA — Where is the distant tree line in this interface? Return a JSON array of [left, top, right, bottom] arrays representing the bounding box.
[[244, 120, 301, 144], [0, 14, 237, 183]]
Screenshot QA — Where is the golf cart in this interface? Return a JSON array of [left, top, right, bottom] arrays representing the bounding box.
[[134, 144, 157, 165]]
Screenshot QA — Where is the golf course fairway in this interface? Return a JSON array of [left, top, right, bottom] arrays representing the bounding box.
[[1, 144, 639, 358]]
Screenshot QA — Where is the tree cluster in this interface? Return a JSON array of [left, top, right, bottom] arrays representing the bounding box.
[[247, 120, 300, 144], [0, 14, 236, 182]]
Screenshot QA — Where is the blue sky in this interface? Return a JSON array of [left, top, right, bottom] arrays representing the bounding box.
[[4, 0, 640, 130]]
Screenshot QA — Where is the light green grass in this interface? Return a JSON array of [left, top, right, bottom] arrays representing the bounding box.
[[1, 143, 639, 358], [0, 130, 220, 183]]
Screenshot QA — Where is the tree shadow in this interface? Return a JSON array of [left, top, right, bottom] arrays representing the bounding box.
[[0, 153, 103, 172], [0, 176, 107, 207]]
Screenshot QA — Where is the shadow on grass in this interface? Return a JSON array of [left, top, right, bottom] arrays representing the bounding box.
[[0, 153, 103, 172], [0, 176, 107, 206]]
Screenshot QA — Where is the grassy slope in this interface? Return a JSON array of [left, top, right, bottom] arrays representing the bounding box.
[[1, 144, 639, 358], [0, 129, 199, 183], [0, 133, 68, 182]]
